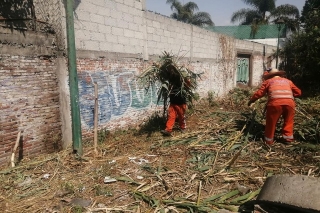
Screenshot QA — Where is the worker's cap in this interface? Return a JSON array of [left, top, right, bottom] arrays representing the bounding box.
[[264, 68, 286, 79]]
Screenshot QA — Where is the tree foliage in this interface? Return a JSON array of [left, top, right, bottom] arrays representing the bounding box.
[[281, 0, 320, 94], [231, 0, 300, 32], [166, 0, 214, 27]]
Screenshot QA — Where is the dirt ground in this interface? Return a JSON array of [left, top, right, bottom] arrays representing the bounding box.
[[0, 93, 319, 213]]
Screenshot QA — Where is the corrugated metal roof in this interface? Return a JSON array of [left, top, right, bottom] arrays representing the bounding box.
[[205, 24, 286, 39]]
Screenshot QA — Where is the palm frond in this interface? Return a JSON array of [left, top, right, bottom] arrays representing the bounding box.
[[166, 0, 213, 26], [241, 0, 275, 11], [271, 4, 300, 19], [191, 12, 214, 26], [231, 8, 261, 24], [234, 0, 299, 27], [137, 52, 201, 115], [183, 2, 199, 12]]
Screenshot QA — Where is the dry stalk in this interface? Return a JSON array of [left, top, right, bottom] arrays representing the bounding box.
[[188, 135, 206, 147], [224, 143, 250, 169], [196, 180, 202, 205], [226, 123, 247, 151], [88, 207, 135, 212], [156, 174, 171, 192], [296, 107, 313, 120], [204, 141, 229, 178], [11, 131, 21, 167]]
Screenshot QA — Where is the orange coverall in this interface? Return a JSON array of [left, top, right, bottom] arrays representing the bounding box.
[[249, 77, 301, 144], [165, 100, 187, 133], [165, 79, 191, 133]]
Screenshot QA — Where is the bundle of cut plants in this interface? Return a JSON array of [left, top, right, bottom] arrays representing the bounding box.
[[138, 51, 201, 116]]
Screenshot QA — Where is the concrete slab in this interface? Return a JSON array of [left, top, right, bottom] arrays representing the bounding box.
[[256, 174, 320, 213]]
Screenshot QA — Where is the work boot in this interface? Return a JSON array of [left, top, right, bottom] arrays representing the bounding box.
[[264, 141, 274, 146], [279, 138, 298, 145], [160, 130, 172, 136]]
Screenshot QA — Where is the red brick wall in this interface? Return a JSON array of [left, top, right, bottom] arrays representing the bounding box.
[[0, 53, 62, 167]]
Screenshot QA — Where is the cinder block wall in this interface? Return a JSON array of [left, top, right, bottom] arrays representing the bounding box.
[[0, 28, 61, 166]]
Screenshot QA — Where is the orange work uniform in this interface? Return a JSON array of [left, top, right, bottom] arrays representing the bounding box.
[[165, 90, 187, 133], [249, 77, 301, 144], [164, 78, 191, 133]]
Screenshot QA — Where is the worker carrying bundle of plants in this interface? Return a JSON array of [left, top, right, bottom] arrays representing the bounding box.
[[159, 67, 192, 136], [138, 51, 201, 136], [248, 68, 301, 145]]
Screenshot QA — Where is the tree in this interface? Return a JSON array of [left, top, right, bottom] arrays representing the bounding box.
[[281, 0, 320, 94], [300, 0, 320, 27], [166, 0, 214, 27], [231, 0, 300, 32]]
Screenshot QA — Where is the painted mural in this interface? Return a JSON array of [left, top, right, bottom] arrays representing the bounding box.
[[78, 70, 158, 129]]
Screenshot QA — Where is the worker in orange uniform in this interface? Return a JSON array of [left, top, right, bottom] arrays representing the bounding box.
[[248, 68, 301, 145], [161, 74, 191, 136]]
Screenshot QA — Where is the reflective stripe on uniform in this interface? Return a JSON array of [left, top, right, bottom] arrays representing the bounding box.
[[272, 90, 291, 93], [265, 136, 273, 142], [270, 90, 293, 99], [283, 135, 294, 139], [270, 95, 293, 99]]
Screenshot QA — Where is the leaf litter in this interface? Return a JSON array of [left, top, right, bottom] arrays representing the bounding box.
[[0, 88, 319, 213]]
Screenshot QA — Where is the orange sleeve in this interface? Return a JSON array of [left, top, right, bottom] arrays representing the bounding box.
[[290, 81, 302, 97], [250, 81, 269, 102], [263, 71, 268, 77]]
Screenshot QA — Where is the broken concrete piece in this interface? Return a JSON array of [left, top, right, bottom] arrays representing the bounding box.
[[256, 174, 320, 212]]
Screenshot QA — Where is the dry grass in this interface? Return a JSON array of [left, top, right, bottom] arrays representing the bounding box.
[[0, 88, 319, 213]]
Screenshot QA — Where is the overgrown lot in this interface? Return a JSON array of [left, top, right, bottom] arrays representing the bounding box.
[[1, 88, 320, 213]]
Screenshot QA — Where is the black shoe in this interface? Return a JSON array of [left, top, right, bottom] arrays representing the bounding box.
[[160, 130, 172, 136]]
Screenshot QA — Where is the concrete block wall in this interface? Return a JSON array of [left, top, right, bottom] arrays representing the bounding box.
[[145, 13, 193, 57], [0, 28, 62, 166], [73, 0, 145, 55]]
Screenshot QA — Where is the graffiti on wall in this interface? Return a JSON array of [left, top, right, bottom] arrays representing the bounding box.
[[78, 70, 158, 129]]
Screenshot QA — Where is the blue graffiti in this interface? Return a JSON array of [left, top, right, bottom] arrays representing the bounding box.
[[78, 70, 158, 128]]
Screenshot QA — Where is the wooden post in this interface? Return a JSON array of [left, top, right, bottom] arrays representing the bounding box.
[[93, 82, 98, 154], [11, 131, 21, 167]]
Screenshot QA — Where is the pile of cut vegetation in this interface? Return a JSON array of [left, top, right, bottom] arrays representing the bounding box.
[[0, 88, 319, 213]]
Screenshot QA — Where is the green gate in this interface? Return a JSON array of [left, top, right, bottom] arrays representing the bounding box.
[[237, 57, 249, 84]]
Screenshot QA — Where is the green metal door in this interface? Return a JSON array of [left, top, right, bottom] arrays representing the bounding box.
[[237, 58, 249, 84]]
